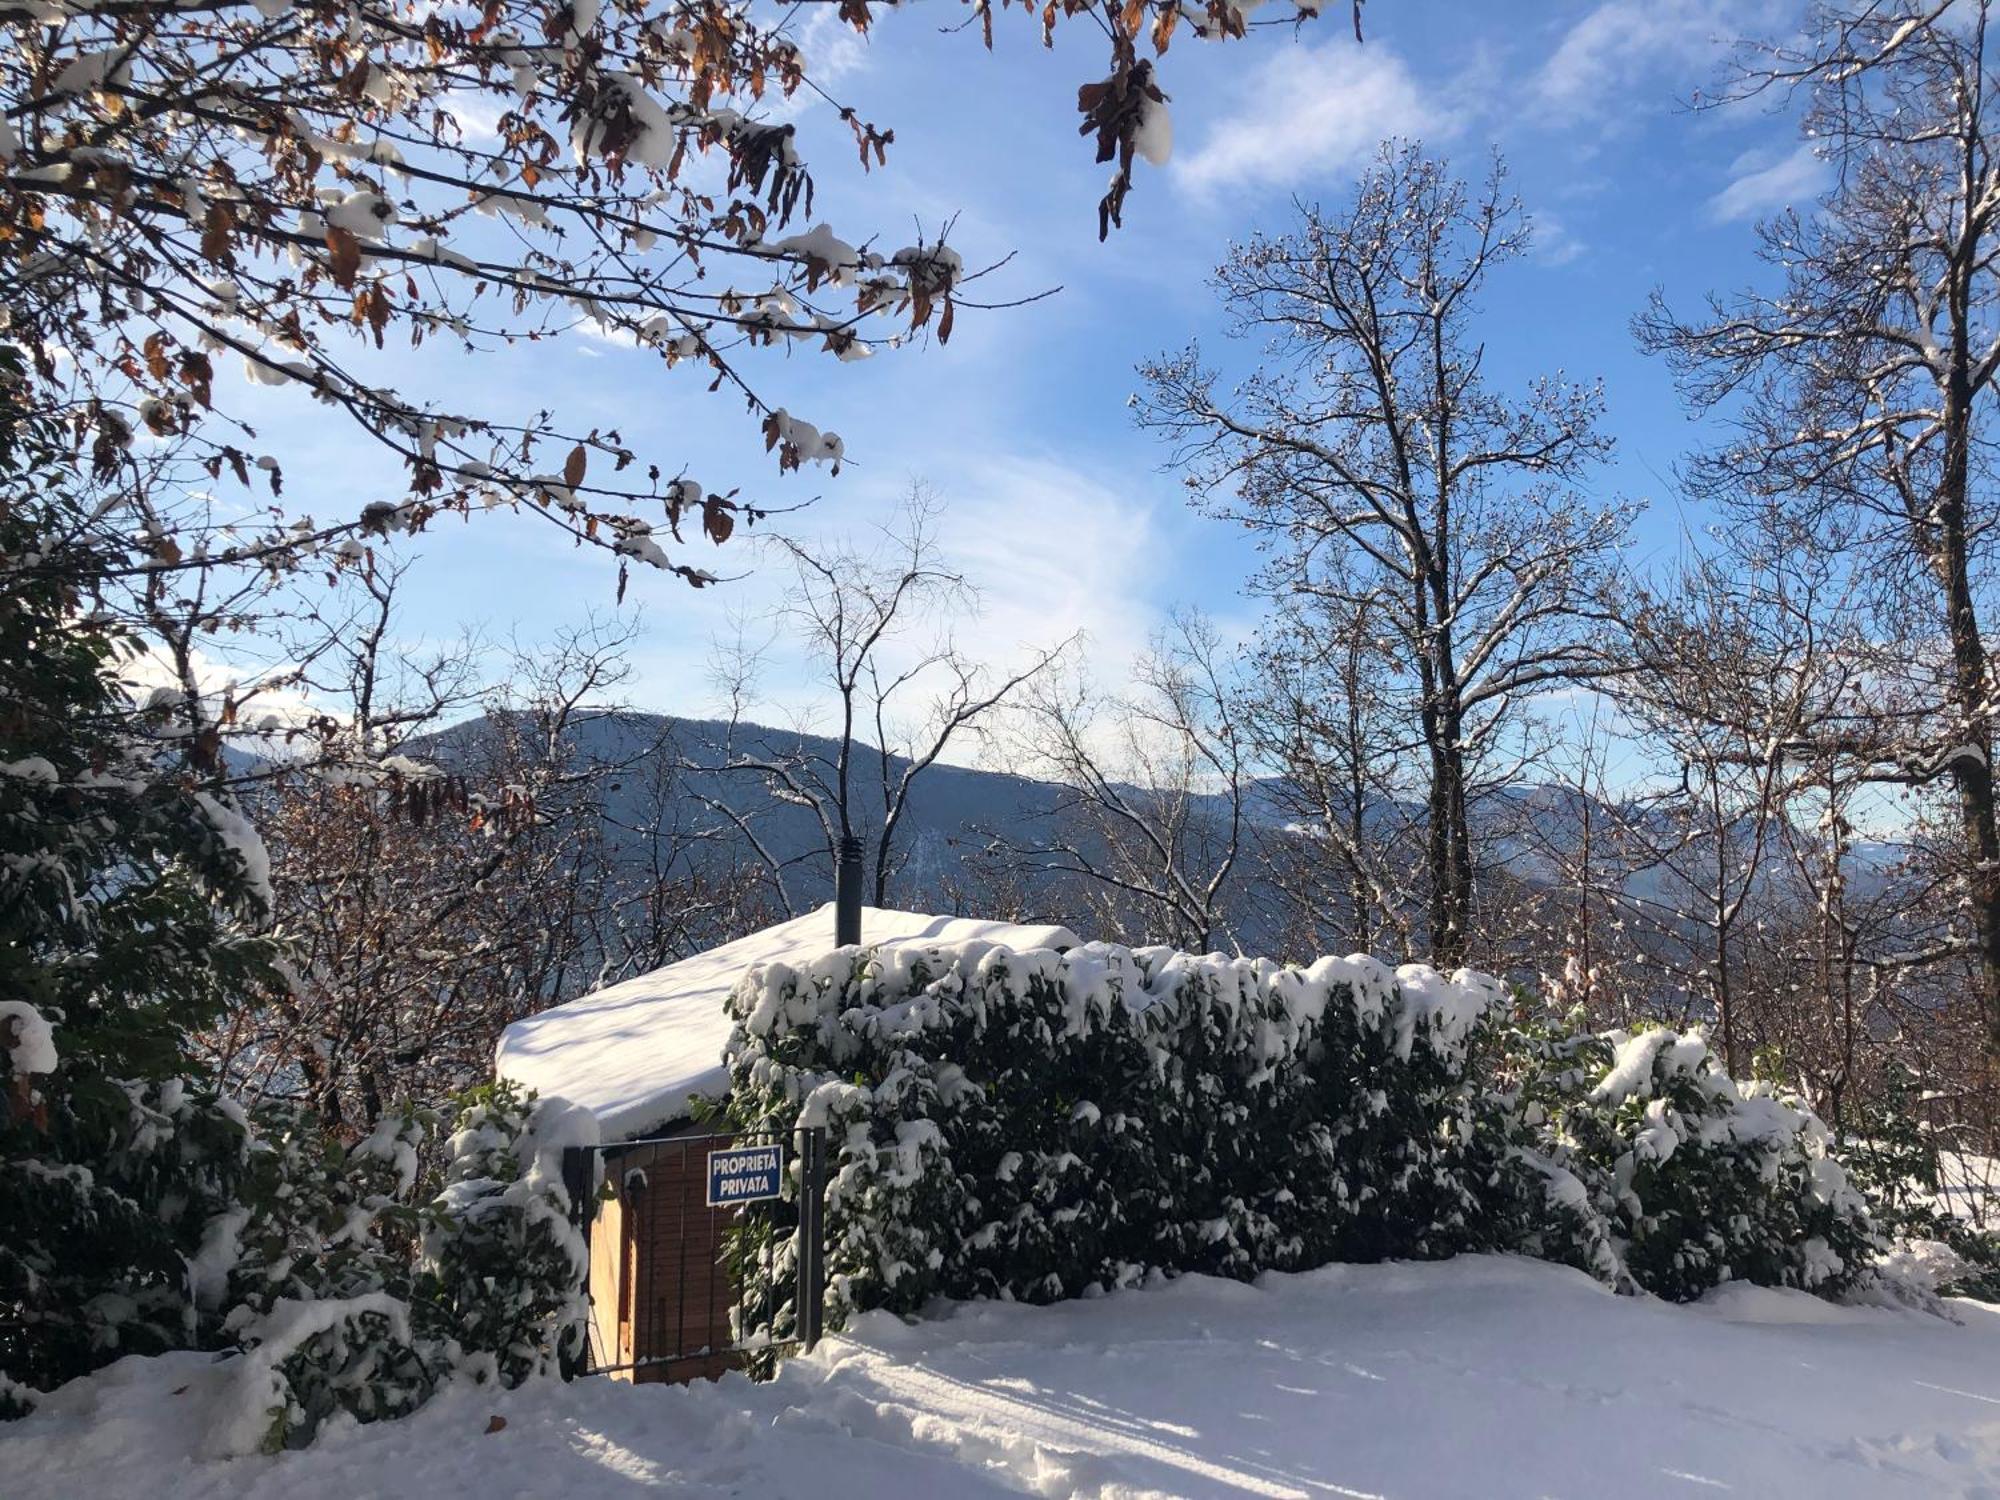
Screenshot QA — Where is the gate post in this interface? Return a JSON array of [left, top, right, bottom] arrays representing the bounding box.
[[559, 1144, 596, 1379], [795, 1126, 826, 1353]]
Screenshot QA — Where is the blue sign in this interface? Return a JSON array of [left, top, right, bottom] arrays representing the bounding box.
[[707, 1143, 784, 1207]]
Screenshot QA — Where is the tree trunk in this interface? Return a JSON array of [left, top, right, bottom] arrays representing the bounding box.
[[1710, 780, 1739, 1076], [1444, 737, 1473, 965], [1424, 747, 1454, 963], [1425, 724, 1473, 967], [1938, 373, 2000, 1053], [1346, 760, 1372, 954], [1943, 576, 2000, 1053]]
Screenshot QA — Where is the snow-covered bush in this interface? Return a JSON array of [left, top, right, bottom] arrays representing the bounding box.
[[416, 1081, 599, 1389], [1, 1072, 257, 1392], [196, 1103, 439, 1451], [723, 941, 1511, 1327], [194, 1083, 597, 1454], [1502, 1018, 1877, 1302], [216, 1294, 434, 1456], [5, 1065, 596, 1452], [224, 1104, 433, 1320], [1837, 1067, 2000, 1303]]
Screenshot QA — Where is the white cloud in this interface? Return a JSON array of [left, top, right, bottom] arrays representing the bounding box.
[[793, 7, 870, 93], [764, 9, 873, 124], [620, 450, 1182, 767], [1533, 0, 1737, 122], [799, 452, 1168, 693], [574, 317, 639, 350], [1705, 142, 1829, 222], [117, 640, 326, 752], [1174, 44, 1455, 197], [1530, 210, 1588, 266], [438, 90, 505, 146], [938, 452, 1167, 681]]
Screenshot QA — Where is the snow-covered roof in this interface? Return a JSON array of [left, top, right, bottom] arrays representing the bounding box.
[[495, 903, 1080, 1141]]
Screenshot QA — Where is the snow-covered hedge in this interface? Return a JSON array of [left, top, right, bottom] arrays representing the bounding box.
[[723, 942, 1516, 1325], [207, 1103, 441, 1451], [1838, 1067, 2000, 1303], [1503, 1020, 1876, 1302], [722, 942, 1878, 1332]]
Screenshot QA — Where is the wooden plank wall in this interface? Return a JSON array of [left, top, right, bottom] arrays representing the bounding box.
[[597, 1129, 745, 1384]]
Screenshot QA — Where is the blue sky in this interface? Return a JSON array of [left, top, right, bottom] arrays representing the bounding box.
[[229, 0, 1821, 743]]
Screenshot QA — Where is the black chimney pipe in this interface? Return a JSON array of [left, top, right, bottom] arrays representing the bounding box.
[[835, 833, 863, 947]]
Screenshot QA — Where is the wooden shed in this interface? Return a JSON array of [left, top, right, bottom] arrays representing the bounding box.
[[498, 902, 1078, 1380]]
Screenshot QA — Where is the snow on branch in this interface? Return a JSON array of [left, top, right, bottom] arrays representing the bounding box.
[[0, 0, 1341, 594]]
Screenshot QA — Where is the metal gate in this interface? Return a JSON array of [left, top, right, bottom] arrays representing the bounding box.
[[562, 1124, 827, 1382]]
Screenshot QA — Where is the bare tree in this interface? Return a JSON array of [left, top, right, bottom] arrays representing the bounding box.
[[700, 487, 1068, 909], [1237, 561, 1429, 960], [1523, 507, 1980, 1126], [1139, 143, 1631, 964], [579, 709, 780, 979], [991, 610, 1247, 952], [1639, 0, 2000, 1050], [202, 570, 726, 1124], [1498, 710, 1650, 1031], [1602, 518, 1872, 1074]]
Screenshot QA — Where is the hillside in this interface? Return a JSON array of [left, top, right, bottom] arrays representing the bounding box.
[[415, 708, 1086, 909], [410, 709, 1920, 959]]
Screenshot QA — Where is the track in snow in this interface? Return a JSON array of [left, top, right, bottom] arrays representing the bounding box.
[[9, 1255, 2000, 1499]]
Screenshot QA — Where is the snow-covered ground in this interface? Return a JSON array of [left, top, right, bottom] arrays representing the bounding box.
[[1939, 1150, 1998, 1228], [10, 1255, 2000, 1500]]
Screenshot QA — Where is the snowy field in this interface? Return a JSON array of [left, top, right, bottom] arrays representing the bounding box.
[[9, 1255, 2000, 1500]]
